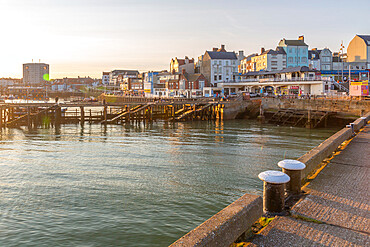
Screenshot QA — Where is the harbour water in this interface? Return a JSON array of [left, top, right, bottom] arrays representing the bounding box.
[[0, 120, 339, 246]]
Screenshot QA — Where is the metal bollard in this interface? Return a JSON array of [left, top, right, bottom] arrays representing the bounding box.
[[258, 170, 290, 214], [346, 123, 355, 136], [278, 159, 306, 195], [361, 116, 367, 125]]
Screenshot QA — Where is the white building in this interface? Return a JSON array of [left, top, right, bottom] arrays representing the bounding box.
[[200, 45, 240, 86], [102, 72, 110, 85], [143, 71, 179, 97], [109, 70, 139, 86], [23, 63, 49, 85], [209, 66, 332, 96]]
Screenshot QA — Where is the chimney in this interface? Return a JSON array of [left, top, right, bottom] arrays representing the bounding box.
[[298, 35, 304, 42], [213, 48, 218, 52], [261, 47, 265, 54], [239, 50, 244, 58], [221, 44, 225, 50], [182, 68, 186, 74], [312, 48, 317, 51]]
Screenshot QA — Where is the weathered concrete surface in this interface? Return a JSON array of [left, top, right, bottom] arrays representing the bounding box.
[[248, 216, 369, 246], [262, 98, 370, 116], [170, 194, 262, 247], [298, 127, 352, 179], [250, 125, 370, 246]]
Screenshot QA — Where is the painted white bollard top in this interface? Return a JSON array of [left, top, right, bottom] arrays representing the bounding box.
[[278, 159, 306, 171], [258, 170, 290, 184], [360, 117, 367, 120]]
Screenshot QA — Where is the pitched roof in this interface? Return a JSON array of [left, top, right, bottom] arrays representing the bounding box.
[[183, 73, 204, 82], [111, 70, 139, 76], [357, 35, 370, 45], [174, 57, 195, 66], [308, 50, 320, 60], [261, 48, 286, 55], [206, 51, 237, 60], [245, 53, 257, 61], [188, 74, 204, 82], [279, 39, 308, 46]]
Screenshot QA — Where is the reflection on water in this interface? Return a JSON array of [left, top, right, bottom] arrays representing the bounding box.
[[0, 120, 338, 246]]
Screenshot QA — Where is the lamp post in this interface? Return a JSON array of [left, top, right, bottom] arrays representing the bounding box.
[[340, 41, 345, 83]]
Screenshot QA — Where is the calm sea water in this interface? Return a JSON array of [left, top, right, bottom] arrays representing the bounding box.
[[0, 120, 338, 246]]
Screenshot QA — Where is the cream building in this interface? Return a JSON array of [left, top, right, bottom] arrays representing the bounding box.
[[347, 35, 370, 69], [170, 57, 194, 74], [251, 48, 286, 72]]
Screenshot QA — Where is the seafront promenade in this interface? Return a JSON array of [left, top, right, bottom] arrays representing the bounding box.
[[249, 125, 370, 246]]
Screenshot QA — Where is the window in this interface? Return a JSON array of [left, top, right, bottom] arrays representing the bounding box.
[[226, 61, 229, 66], [214, 75, 217, 80], [301, 57, 307, 63], [219, 75, 222, 80], [288, 57, 293, 63]]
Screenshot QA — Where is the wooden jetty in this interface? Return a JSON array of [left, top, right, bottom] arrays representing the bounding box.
[[267, 108, 333, 128], [0, 101, 226, 128]]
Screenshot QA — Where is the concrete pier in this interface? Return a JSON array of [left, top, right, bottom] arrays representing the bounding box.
[[250, 124, 370, 246]]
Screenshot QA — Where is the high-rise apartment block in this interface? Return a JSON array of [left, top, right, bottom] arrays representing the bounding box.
[[23, 63, 49, 85]]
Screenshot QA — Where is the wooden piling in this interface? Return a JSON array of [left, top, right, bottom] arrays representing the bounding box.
[[103, 105, 107, 122], [0, 107, 2, 129], [55, 106, 62, 125], [80, 106, 85, 125]]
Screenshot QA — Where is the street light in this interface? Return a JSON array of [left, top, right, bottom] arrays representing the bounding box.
[[340, 41, 345, 83]]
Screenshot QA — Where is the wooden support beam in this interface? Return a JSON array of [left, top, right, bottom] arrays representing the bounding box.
[[80, 106, 85, 125], [103, 105, 107, 122], [55, 106, 62, 125], [0, 107, 2, 129]]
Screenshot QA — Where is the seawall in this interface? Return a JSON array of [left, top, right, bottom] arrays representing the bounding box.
[[261, 97, 370, 116], [169, 112, 370, 247]]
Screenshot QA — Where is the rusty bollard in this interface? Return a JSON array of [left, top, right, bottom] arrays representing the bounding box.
[[258, 170, 290, 214], [278, 159, 306, 196]]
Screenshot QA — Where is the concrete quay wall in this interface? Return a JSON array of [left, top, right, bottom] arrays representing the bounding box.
[[170, 194, 262, 247], [262, 98, 370, 116], [298, 111, 370, 179]]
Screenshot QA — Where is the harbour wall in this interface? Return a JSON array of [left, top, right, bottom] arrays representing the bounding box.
[[170, 112, 370, 247], [261, 98, 370, 116]]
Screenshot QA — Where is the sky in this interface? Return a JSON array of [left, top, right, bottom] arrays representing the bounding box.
[[0, 0, 369, 79]]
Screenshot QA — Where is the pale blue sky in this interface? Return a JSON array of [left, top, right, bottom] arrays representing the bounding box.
[[0, 0, 369, 78]]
